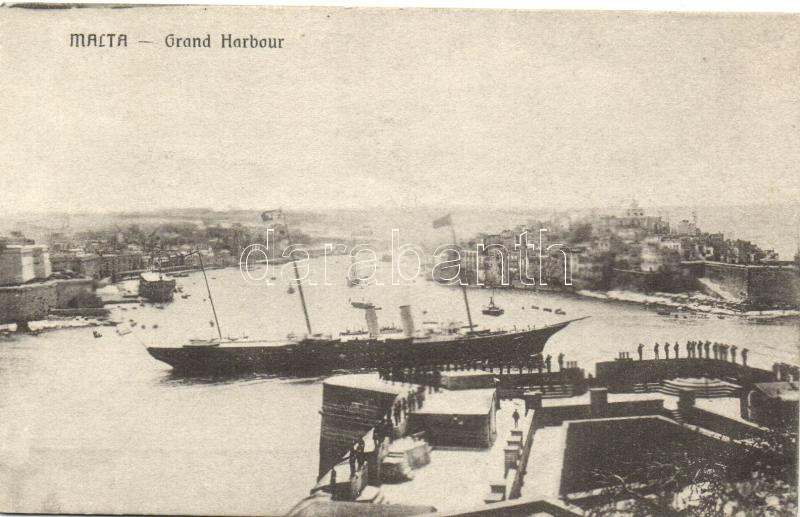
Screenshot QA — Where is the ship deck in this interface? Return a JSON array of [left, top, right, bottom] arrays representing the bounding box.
[[159, 318, 577, 350]]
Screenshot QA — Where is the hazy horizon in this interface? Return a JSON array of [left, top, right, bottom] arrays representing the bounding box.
[[4, 200, 800, 217]]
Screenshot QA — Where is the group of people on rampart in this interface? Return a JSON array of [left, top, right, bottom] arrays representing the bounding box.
[[635, 340, 749, 365]]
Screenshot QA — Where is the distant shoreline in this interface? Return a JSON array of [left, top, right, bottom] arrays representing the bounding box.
[[461, 282, 800, 321]]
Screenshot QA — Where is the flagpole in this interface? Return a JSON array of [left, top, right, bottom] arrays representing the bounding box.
[[281, 209, 313, 336], [448, 221, 475, 332]]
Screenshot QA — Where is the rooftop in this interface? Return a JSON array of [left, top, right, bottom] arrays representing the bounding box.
[[380, 400, 526, 514], [324, 373, 416, 396], [415, 389, 496, 416]]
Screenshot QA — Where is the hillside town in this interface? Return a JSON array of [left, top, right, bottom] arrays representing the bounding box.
[[457, 202, 799, 311], [1, 204, 798, 330]]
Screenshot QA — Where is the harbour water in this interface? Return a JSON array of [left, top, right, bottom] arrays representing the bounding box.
[[0, 256, 797, 515]]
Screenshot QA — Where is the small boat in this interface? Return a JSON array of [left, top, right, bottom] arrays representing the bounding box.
[[156, 305, 164, 310], [530, 305, 539, 310], [153, 324, 159, 329], [350, 298, 381, 310], [116, 328, 132, 336], [340, 329, 369, 337], [287, 286, 296, 294], [181, 294, 190, 299], [543, 308, 553, 313], [555, 309, 566, 315], [92, 330, 102, 338], [380, 325, 403, 334], [482, 292, 504, 317], [140, 324, 146, 329]]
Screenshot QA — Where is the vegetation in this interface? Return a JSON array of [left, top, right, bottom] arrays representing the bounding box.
[[580, 428, 797, 517]]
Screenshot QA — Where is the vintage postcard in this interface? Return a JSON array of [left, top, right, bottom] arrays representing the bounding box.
[[0, 4, 798, 516]]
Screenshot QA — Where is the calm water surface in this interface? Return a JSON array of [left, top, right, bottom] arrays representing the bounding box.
[[0, 256, 797, 515]]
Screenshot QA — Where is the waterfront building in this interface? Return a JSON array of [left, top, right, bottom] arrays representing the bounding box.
[[51, 252, 102, 279], [99, 252, 145, 280], [742, 381, 799, 430], [0, 244, 51, 286]]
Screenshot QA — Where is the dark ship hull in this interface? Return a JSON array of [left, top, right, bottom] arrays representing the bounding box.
[[138, 273, 176, 303], [147, 319, 578, 376]]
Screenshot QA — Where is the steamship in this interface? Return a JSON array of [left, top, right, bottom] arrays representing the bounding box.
[[138, 271, 176, 303], [147, 306, 582, 376], [145, 210, 585, 376]]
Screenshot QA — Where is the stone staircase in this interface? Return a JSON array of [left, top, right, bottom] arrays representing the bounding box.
[[634, 378, 740, 398], [502, 384, 574, 399], [539, 384, 574, 399], [668, 408, 685, 424]]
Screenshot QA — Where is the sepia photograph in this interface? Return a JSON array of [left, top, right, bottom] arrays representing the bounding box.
[[0, 4, 798, 516]]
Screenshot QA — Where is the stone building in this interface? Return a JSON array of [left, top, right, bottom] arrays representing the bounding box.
[[0, 244, 51, 286]]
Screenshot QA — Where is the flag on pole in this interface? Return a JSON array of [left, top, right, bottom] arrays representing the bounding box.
[[261, 209, 282, 222], [432, 214, 452, 229]]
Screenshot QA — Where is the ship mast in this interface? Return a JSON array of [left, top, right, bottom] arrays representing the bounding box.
[[435, 216, 474, 332], [452, 225, 475, 332], [192, 250, 223, 341], [280, 210, 313, 335]]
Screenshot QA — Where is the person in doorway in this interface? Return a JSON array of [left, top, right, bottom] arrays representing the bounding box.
[[348, 444, 357, 477]]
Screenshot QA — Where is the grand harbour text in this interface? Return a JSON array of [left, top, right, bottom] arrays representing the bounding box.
[[69, 33, 285, 49]]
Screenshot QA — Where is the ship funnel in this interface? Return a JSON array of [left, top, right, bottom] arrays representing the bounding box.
[[399, 305, 415, 338], [365, 307, 380, 338]]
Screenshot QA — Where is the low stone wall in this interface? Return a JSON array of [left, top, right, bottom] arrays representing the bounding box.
[[441, 369, 586, 396], [704, 262, 749, 300], [683, 406, 766, 440], [0, 278, 95, 324], [595, 358, 775, 392], [0, 282, 56, 322], [749, 266, 800, 308], [49, 307, 110, 317], [534, 399, 664, 429], [611, 269, 694, 293], [702, 262, 799, 308]]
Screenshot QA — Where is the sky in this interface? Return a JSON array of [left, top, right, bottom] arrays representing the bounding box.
[[1, 7, 799, 214]]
